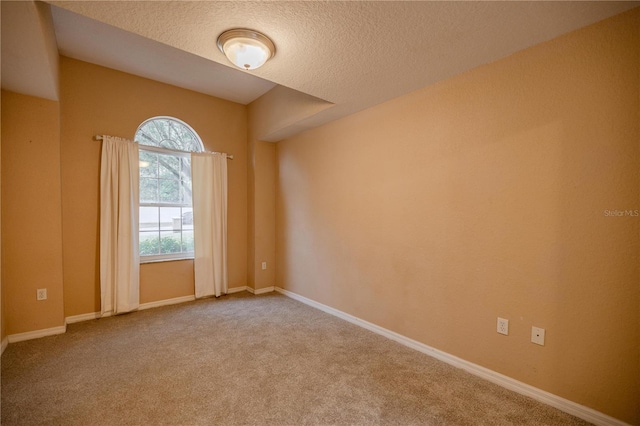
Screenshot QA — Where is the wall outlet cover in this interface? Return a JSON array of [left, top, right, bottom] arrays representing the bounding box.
[[37, 288, 47, 301], [497, 317, 509, 335], [532, 326, 545, 345]]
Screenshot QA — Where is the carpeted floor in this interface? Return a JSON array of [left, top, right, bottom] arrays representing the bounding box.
[[2, 291, 589, 425]]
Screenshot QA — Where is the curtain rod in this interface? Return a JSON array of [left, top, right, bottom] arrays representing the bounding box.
[[94, 135, 234, 160]]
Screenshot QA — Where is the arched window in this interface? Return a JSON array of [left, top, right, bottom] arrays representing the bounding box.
[[135, 117, 203, 261], [136, 116, 203, 152]]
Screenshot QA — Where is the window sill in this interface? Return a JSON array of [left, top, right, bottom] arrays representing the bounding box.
[[140, 256, 194, 264]]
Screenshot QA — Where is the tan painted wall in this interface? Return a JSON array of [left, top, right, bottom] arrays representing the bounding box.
[[276, 10, 640, 424], [1, 90, 65, 335], [139, 260, 194, 304], [60, 57, 247, 317], [246, 85, 334, 291], [0, 89, 4, 344], [246, 91, 281, 291], [247, 138, 256, 290], [245, 138, 276, 291], [0, 0, 4, 347], [254, 140, 276, 289]]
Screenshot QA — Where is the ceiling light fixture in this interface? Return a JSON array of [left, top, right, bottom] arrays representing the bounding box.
[[217, 28, 275, 71]]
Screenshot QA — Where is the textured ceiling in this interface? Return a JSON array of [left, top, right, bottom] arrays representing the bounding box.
[[3, 1, 639, 140], [51, 6, 275, 105]]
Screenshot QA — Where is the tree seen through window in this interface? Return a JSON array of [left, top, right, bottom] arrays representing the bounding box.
[[135, 117, 203, 260]]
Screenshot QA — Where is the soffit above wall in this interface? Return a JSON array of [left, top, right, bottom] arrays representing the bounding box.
[[50, 6, 276, 105], [1, 1, 59, 101]]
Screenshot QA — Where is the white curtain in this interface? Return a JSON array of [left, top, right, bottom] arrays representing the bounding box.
[[191, 152, 228, 298], [100, 136, 140, 315]]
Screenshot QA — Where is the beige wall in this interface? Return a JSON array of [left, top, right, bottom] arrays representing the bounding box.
[[276, 9, 639, 424], [246, 85, 334, 291], [1, 90, 65, 334], [0, 89, 4, 344], [0, 0, 3, 347], [139, 260, 194, 304], [60, 57, 247, 317], [247, 138, 256, 290], [246, 138, 276, 291], [255, 140, 276, 290], [246, 94, 276, 291]]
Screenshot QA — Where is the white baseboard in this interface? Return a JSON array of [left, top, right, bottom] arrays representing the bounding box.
[[139, 295, 195, 311], [67, 295, 196, 325], [68, 290, 256, 325], [65, 311, 105, 324], [2, 289, 249, 351], [274, 287, 628, 426], [7, 325, 67, 344], [247, 286, 275, 295], [1, 337, 8, 355]]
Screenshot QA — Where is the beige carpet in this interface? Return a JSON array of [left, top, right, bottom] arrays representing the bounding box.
[[2, 291, 589, 425]]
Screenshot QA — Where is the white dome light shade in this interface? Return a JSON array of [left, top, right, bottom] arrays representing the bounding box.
[[217, 29, 275, 71]]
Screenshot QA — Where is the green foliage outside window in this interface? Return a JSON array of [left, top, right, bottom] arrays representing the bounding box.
[[140, 233, 194, 256]]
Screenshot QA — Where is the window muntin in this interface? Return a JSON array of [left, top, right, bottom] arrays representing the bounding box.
[[140, 151, 192, 204], [135, 117, 202, 262], [136, 116, 203, 152]]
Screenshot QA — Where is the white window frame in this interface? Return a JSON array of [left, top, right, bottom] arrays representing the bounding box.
[[135, 117, 203, 263]]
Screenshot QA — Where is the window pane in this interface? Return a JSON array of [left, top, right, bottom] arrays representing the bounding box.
[[140, 207, 159, 231], [140, 151, 158, 177], [182, 179, 192, 204], [140, 178, 158, 203], [180, 133, 198, 152], [137, 130, 157, 147], [181, 207, 193, 228], [159, 207, 182, 231], [182, 157, 192, 205], [140, 232, 160, 256], [160, 231, 182, 254], [182, 230, 194, 252], [158, 155, 180, 179], [180, 157, 191, 180], [159, 179, 180, 203], [152, 120, 168, 145]]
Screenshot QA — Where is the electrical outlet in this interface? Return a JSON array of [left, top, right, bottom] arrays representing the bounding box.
[[531, 326, 545, 345], [261, 262, 267, 270], [497, 317, 509, 335], [37, 288, 47, 301]]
